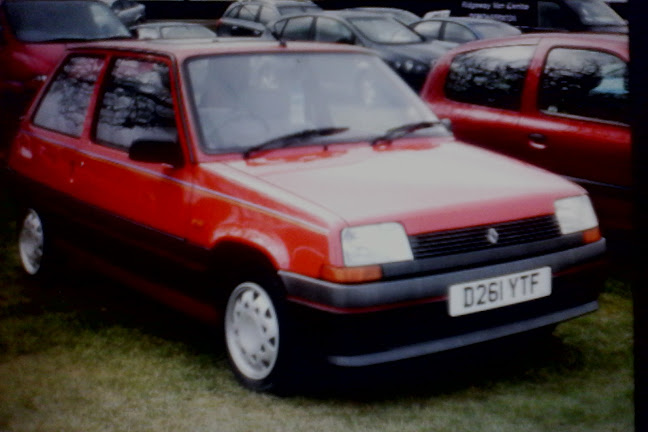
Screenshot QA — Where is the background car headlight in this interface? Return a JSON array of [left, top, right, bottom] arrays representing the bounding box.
[[341, 222, 413, 267], [554, 195, 599, 235]]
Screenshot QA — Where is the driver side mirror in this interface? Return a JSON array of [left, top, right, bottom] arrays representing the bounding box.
[[129, 139, 183, 167]]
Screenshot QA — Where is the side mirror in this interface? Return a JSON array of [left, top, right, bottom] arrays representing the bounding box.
[[129, 139, 183, 167]]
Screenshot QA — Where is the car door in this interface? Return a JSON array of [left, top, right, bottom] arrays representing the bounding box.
[[518, 41, 631, 229], [70, 53, 195, 260], [430, 44, 536, 161]]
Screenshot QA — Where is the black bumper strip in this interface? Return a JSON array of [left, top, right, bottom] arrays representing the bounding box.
[[327, 301, 598, 367], [279, 239, 605, 309]]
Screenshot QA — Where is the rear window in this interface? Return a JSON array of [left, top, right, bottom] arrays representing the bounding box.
[[444, 45, 534, 111], [33, 56, 104, 136]]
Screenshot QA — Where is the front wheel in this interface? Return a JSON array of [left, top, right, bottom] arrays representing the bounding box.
[[224, 275, 297, 393]]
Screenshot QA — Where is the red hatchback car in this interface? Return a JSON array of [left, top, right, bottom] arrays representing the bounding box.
[[6, 39, 606, 392], [421, 33, 630, 234]]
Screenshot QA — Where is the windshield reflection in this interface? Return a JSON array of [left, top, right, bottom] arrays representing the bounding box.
[[187, 52, 442, 154]]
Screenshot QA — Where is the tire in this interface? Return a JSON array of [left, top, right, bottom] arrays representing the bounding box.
[[224, 272, 296, 393]]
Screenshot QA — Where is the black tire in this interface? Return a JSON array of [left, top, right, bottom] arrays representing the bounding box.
[[223, 270, 298, 393]]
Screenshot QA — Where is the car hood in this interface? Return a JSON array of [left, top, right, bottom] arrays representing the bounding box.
[[203, 139, 584, 234]]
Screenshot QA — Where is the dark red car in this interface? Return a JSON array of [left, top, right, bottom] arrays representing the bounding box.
[[6, 39, 606, 392], [421, 33, 630, 234], [0, 0, 130, 156]]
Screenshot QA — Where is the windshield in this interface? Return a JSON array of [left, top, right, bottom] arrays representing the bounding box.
[[5, 0, 131, 42], [564, 0, 626, 25], [348, 16, 424, 44], [187, 52, 442, 154]]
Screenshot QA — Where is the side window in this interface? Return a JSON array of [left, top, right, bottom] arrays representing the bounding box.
[[314, 17, 354, 44], [444, 23, 475, 44], [412, 21, 443, 40], [444, 45, 534, 111], [538, 48, 628, 124], [258, 6, 278, 24], [95, 58, 177, 150], [238, 4, 259, 21], [281, 17, 313, 40], [33, 56, 104, 137], [224, 4, 241, 18]]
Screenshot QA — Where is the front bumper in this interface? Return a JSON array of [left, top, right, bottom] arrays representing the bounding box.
[[280, 239, 606, 367]]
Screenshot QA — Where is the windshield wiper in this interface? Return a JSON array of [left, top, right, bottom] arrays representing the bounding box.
[[243, 127, 349, 158], [370, 121, 440, 146]]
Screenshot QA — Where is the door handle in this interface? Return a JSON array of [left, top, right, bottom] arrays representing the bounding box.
[[528, 133, 547, 150]]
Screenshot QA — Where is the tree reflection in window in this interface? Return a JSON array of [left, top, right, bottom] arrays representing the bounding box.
[[444, 46, 534, 111], [538, 48, 628, 124], [96, 59, 177, 150], [33, 56, 104, 137]]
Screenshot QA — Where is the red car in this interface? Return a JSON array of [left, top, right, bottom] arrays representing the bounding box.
[[0, 0, 130, 157], [6, 39, 606, 392], [421, 33, 630, 234]]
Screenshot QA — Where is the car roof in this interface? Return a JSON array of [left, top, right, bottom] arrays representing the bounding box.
[[416, 16, 515, 25], [448, 31, 628, 53], [65, 38, 372, 61]]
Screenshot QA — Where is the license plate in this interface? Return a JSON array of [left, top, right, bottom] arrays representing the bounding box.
[[448, 267, 552, 317]]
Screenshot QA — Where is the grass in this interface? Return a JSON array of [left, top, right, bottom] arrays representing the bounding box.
[[0, 186, 634, 432]]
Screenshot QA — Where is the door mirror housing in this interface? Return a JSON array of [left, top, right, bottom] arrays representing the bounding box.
[[129, 139, 183, 167]]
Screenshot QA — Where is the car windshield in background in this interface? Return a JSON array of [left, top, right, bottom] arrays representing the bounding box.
[[473, 22, 522, 38], [565, 0, 626, 25], [187, 52, 442, 154], [348, 17, 424, 44], [4, 0, 131, 42], [277, 5, 320, 15]]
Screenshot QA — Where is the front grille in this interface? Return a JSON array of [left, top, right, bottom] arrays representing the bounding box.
[[409, 215, 562, 260]]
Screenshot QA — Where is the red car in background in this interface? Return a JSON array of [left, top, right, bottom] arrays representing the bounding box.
[[421, 33, 630, 235], [0, 0, 130, 157]]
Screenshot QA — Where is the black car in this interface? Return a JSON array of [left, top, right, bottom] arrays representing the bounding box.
[[411, 16, 522, 49], [270, 10, 449, 90], [215, 0, 321, 37]]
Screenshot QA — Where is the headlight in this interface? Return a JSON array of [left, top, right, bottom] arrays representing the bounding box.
[[341, 222, 413, 267], [554, 195, 598, 235]]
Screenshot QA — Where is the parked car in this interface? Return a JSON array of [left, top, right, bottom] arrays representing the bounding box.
[[410, 16, 521, 49], [215, 0, 321, 37], [343, 7, 420, 25], [447, 0, 627, 33], [132, 21, 216, 39], [421, 33, 630, 233], [270, 10, 449, 90], [99, 0, 145, 27], [0, 0, 131, 158], [6, 38, 606, 393]]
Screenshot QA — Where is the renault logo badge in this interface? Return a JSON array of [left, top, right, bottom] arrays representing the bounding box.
[[486, 228, 499, 245]]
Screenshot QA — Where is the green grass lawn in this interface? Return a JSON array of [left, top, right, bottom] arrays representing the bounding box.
[[0, 187, 634, 432]]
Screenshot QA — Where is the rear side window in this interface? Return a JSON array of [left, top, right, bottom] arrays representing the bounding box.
[[412, 21, 443, 40], [444, 23, 475, 43], [314, 17, 354, 43], [444, 45, 534, 111], [538, 48, 628, 124], [95, 58, 177, 150], [281, 17, 313, 40], [33, 56, 104, 137]]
